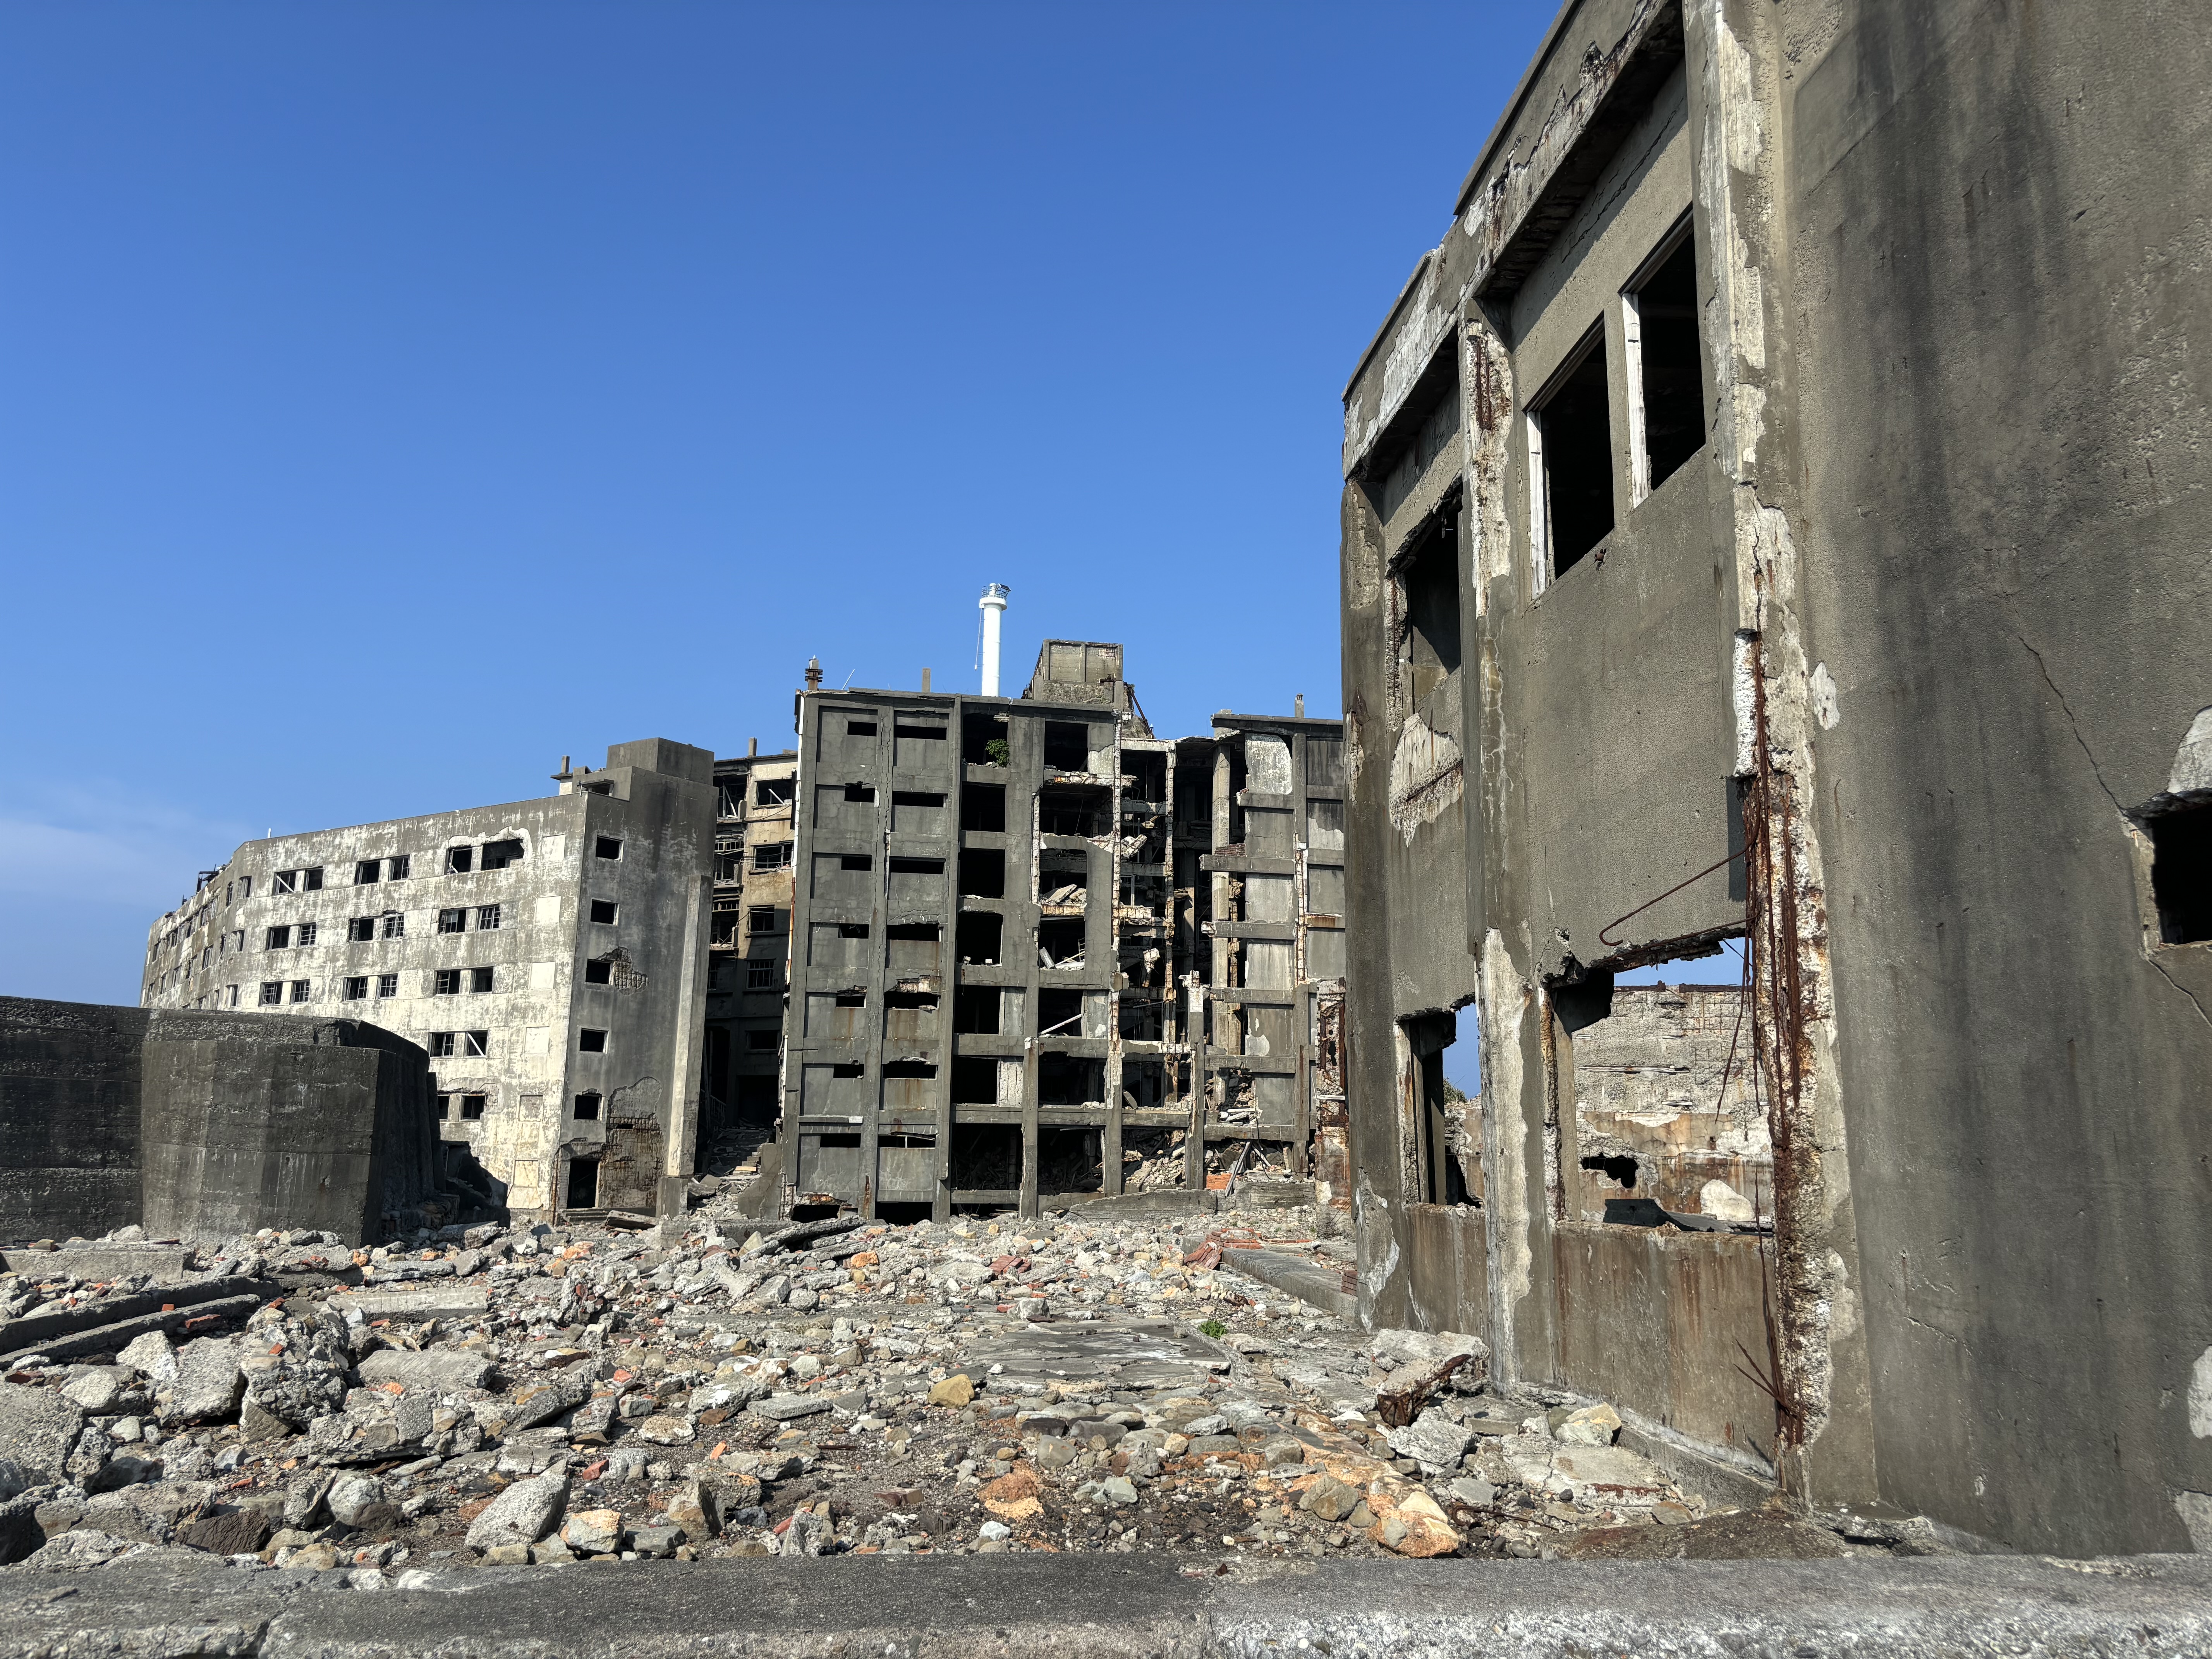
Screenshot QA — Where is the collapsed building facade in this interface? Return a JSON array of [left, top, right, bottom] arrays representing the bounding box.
[[1338, 0, 2212, 1557], [771, 642, 1348, 1218], [701, 744, 800, 1145], [139, 740, 716, 1220]]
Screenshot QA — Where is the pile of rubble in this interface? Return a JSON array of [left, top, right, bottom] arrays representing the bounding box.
[[0, 1203, 1785, 1585]]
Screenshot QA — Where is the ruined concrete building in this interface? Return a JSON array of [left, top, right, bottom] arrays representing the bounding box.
[[1338, 0, 2212, 1556], [701, 744, 800, 1139], [140, 740, 715, 1220], [772, 642, 1346, 1218]]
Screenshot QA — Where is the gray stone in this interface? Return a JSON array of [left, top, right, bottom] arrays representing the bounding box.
[[464, 1469, 567, 1551], [1096, 1476, 1137, 1507], [747, 1394, 831, 1422], [331, 1288, 490, 1323], [1300, 1474, 1360, 1522], [62, 1367, 129, 1413], [1386, 1406, 1473, 1474], [1185, 1435, 1241, 1457], [495, 1370, 592, 1434], [163, 1337, 244, 1424], [117, 1331, 177, 1382], [182, 1507, 271, 1556], [325, 1473, 385, 1528], [0, 1381, 85, 1486], [357, 1349, 495, 1392]]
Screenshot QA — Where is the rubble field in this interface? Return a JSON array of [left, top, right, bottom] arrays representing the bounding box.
[[0, 1199, 1870, 1586]]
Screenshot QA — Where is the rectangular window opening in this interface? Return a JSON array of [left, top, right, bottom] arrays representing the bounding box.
[[754, 907, 788, 934], [2149, 800, 2212, 945], [1628, 219, 1706, 499], [847, 720, 877, 737], [756, 778, 795, 807], [469, 966, 494, 993], [573, 1091, 602, 1120], [447, 847, 473, 874], [565, 1157, 599, 1209], [354, 860, 381, 885], [343, 975, 368, 1000], [962, 712, 1010, 767], [460, 1094, 487, 1121], [752, 842, 794, 871], [388, 854, 411, 880], [584, 958, 613, 985], [1042, 722, 1090, 773], [961, 783, 1006, 833], [375, 972, 398, 998], [955, 910, 1001, 965], [1401, 501, 1463, 709], [347, 917, 375, 943], [480, 839, 524, 870], [958, 848, 1005, 898], [1530, 321, 1615, 584], [476, 904, 501, 931], [953, 984, 1001, 1034], [438, 908, 466, 934], [578, 1028, 608, 1052], [594, 836, 623, 860], [843, 784, 877, 804], [589, 899, 619, 925]]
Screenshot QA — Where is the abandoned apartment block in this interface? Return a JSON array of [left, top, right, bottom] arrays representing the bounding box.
[[772, 642, 1348, 1219], [140, 739, 715, 1220], [1338, 0, 2212, 1559], [701, 742, 800, 1154]]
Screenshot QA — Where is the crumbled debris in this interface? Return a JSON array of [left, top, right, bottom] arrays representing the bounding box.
[[0, 1209, 1824, 1580]]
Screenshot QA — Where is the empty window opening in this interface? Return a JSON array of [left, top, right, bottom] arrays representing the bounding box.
[[753, 842, 793, 872], [434, 969, 463, 995], [476, 904, 501, 931], [572, 1091, 602, 1120], [2148, 800, 2212, 944], [950, 1123, 1020, 1187], [962, 712, 1011, 766], [566, 1157, 599, 1209], [844, 784, 877, 804], [950, 1056, 998, 1105], [893, 790, 945, 809], [447, 847, 474, 874], [958, 848, 1005, 898], [831, 1061, 865, 1079], [1530, 322, 1616, 583], [835, 920, 867, 939], [1037, 987, 1085, 1036], [1043, 722, 1091, 772], [594, 835, 623, 860], [343, 976, 368, 1000], [464, 1029, 489, 1056], [745, 1028, 780, 1051], [469, 966, 495, 993], [882, 1060, 938, 1080], [893, 719, 947, 741], [1037, 1125, 1104, 1194], [438, 908, 467, 934], [347, 917, 375, 942], [303, 867, 324, 890], [756, 777, 795, 807], [584, 958, 613, 985], [953, 985, 1001, 1034], [839, 855, 872, 873], [1581, 1153, 1639, 1188], [435, 1092, 451, 1120], [273, 870, 297, 895], [264, 926, 292, 950], [1039, 786, 1108, 837], [885, 921, 939, 941], [834, 989, 867, 1008], [355, 860, 381, 885], [481, 840, 523, 869], [955, 910, 1001, 964], [1627, 221, 1705, 498], [847, 719, 877, 737], [1038, 917, 1085, 969], [578, 1028, 608, 1052], [1611, 936, 1747, 987], [961, 783, 1006, 832], [589, 899, 619, 924], [460, 1093, 487, 1121], [1401, 504, 1463, 709], [888, 856, 944, 875], [1039, 850, 1088, 906]]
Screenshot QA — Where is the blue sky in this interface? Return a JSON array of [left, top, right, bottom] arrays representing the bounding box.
[[0, 2, 1558, 1068]]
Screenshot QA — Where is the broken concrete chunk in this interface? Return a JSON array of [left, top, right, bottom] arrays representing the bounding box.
[[560, 1507, 624, 1555], [358, 1348, 495, 1393], [747, 1394, 831, 1422], [1386, 1406, 1473, 1473], [464, 1468, 568, 1551], [325, 1472, 385, 1528], [494, 1369, 592, 1434], [117, 1331, 178, 1382], [1554, 1402, 1622, 1446], [62, 1368, 129, 1414], [0, 1383, 85, 1487], [162, 1338, 244, 1424]]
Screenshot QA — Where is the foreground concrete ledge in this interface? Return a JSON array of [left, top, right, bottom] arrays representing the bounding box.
[[4, 1549, 2207, 1658]]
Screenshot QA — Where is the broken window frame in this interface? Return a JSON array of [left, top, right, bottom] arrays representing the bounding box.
[[438, 908, 467, 934], [475, 904, 501, 931], [1526, 319, 1617, 594], [258, 981, 283, 1006], [1621, 211, 1705, 507], [342, 976, 368, 1000]]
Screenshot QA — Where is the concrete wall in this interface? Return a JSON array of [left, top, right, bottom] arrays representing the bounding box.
[[0, 998, 438, 1246], [1336, 0, 2212, 1556], [0, 999, 147, 1242], [139, 1010, 439, 1243]]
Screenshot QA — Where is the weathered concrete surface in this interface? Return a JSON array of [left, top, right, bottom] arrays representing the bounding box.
[[0, 1000, 146, 1243], [1338, 0, 2212, 1559], [137, 737, 717, 1222], [3, 1551, 2208, 1657]]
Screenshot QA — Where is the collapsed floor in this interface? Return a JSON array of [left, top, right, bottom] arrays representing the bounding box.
[[0, 1197, 1899, 1583]]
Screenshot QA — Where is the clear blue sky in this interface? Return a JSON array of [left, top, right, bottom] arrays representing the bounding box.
[[0, 2, 1559, 1032]]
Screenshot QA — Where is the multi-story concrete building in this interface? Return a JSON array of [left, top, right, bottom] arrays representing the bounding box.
[[769, 641, 1345, 1219], [1336, 0, 2212, 1557], [701, 744, 799, 1146], [140, 739, 715, 1219]]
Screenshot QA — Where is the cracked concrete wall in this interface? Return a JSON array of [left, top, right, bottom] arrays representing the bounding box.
[[1340, 0, 2212, 1558], [1783, 0, 2212, 1554]]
